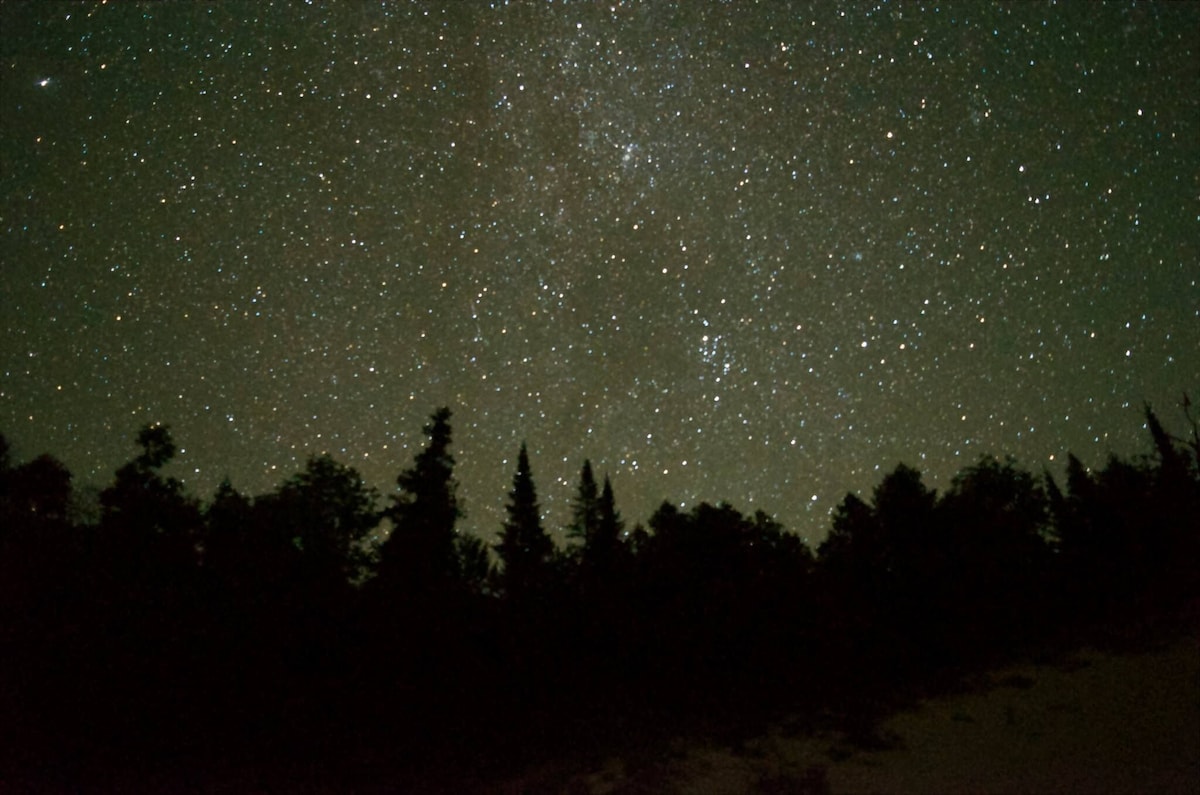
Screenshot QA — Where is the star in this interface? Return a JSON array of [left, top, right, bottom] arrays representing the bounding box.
[[0, 1, 1195, 545]]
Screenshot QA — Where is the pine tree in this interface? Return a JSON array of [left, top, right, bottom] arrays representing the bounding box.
[[377, 407, 462, 595], [590, 475, 625, 575], [496, 443, 553, 601], [567, 459, 600, 550], [1145, 403, 1190, 482], [571, 464, 628, 595]]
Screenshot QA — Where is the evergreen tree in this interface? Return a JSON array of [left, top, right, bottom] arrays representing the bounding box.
[[814, 465, 941, 674], [455, 532, 492, 596], [1141, 404, 1199, 602], [496, 443, 553, 601], [1145, 403, 1192, 485], [938, 455, 1051, 644], [818, 492, 877, 573], [1181, 392, 1200, 470], [818, 464, 938, 584], [872, 463, 939, 553], [597, 476, 624, 553], [377, 407, 462, 595], [567, 459, 600, 549], [585, 474, 626, 582], [1056, 452, 1094, 558]]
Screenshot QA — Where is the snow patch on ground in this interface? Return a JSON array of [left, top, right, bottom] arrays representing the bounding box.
[[499, 634, 1199, 794]]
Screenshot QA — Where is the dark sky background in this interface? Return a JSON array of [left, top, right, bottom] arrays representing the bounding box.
[[2, 1, 1196, 544]]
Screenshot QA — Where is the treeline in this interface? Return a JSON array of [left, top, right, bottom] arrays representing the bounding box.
[[1, 402, 1198, 785]]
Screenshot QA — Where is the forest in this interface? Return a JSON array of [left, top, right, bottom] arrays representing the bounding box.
[[2, 401, 1198, 790]]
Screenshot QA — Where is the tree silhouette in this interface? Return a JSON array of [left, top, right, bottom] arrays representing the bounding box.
[[269, 454, 380, 588], [454, 531, 492, 596], [1043, 408, 1197, 624], [5, 399, 1200, 787], [872, 463, 940, 559], [575, 469, 629, 601], [0, 434, 12, 535], [1180, 392, 1200, 470], [495, 442, 553, 602], [1137, 404, 1198, 604], [1145, 403, 1191, 483], [819, 492, 878, 575], [377, 407, 463, 597], [636, 501, 815, 698], [593, 476, 626, 572], [938, 455, 1052, 648], [202, 477, 255, 580], [819, 463, 940, 589], [99, 424, 201, 569], [567, 458, 600, 550], [816, 490, 879, 668], [0, 441, 77, 633], [1053, 449, 1165, 619], [816, 464, 946, 676], [3, 453, 73, 524]]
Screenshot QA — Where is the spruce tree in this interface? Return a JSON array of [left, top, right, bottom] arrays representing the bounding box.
[[591, 475, 625, 575], [377, 407, 461, 595], [567, 459, 600, 550], [496, 443, 553, 601]]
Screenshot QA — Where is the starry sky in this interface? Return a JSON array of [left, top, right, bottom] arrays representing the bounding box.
[[2, 1, 1197, 544]]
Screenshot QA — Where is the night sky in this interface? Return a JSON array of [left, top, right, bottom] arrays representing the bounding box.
[[2, 1, 1197, 544]]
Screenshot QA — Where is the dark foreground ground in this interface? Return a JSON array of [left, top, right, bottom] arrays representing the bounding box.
[[7, 622, 1195, 795], [546, 633, 1197, 795]]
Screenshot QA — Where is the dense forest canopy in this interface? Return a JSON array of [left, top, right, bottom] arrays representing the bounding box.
[[1, 400, 1197, 786]]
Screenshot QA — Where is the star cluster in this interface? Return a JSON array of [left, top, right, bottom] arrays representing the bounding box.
[[3, 2, 1197, 542]]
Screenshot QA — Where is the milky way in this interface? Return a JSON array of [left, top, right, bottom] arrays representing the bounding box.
[[3, 2, 1197, 543]]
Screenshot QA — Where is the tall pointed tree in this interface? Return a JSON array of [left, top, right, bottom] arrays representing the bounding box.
[[1141, 403, 1199, 601], [588, 474, 626, 576], [377, 407, 462, 595], [567, 459, 600, 550], [496, 443, 553, 601], [1145, 403, 1191, 484]]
